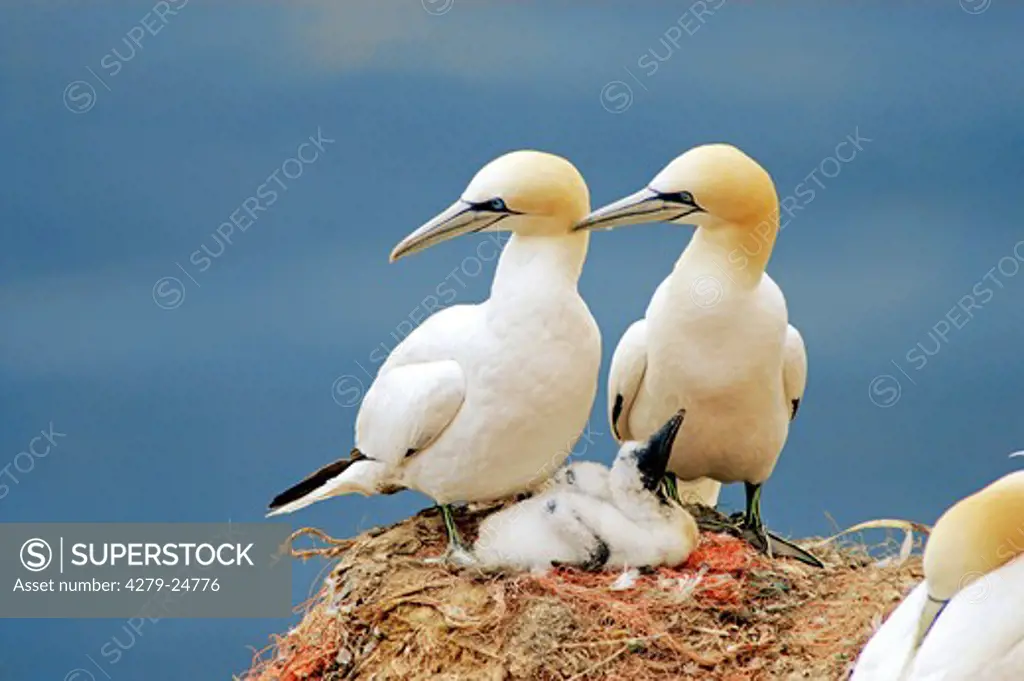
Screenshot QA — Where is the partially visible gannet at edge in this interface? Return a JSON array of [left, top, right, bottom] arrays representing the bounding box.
[[267, 151, 602, 561], [474, 410, 699, 572], [573, 144, 818, 566], [852, 471, 1024, 681]]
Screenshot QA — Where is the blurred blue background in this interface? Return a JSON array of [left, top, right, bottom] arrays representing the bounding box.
[[2, 2, 1022, 679]]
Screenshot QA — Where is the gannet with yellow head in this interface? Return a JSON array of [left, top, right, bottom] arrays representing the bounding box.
[[268, 151, 601, 560], [852, 470, 1024, 680], [574, 144, 818, 566]]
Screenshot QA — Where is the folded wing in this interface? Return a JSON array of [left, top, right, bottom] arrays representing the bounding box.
[[267, 306, 474, 516], [783, 324, 808, 420], [608, 319, 648, 443]]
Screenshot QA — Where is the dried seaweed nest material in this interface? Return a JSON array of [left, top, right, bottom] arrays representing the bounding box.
[[241, 506, 924, 681]]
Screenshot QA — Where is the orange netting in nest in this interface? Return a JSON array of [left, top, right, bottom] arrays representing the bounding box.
[[241, 508, 924, 681]]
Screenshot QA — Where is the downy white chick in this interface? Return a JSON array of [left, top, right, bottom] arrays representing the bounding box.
[[474, 411, 699, 572]]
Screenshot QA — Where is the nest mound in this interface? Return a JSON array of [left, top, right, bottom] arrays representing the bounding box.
[[242, 506, 922, 681]]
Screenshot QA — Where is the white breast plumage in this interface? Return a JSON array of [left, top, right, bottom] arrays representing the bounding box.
[[268, 150, 601, 560], [574, 143, 819, 567]]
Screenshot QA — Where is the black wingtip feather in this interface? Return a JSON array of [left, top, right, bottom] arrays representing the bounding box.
[[611, 394, 625, 440], [267, 450, 364, 511]]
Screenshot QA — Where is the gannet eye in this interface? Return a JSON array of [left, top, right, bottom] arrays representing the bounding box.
[[663, 191, 696, 206], [487, 198, 508, 212]]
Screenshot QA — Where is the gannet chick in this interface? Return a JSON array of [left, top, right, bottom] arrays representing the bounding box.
[[574, 144, 819, 567], [852, 470, 1024, 681], [545, 460, 613, 501], [267, 151, 601, 561], [474, 411, 699, 572]]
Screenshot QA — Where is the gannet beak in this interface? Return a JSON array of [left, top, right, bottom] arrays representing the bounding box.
[[574, 188, 692, 232], [635, 409, 686, 490], [912, 597, 948, 651], [391, 200, 503, 262]]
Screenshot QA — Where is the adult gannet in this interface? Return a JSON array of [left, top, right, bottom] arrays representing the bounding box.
[[267, 150, 601, 560], [574, 144, 818, 566], [474, 411, 699, 572], [851, 471, 1024, 681]]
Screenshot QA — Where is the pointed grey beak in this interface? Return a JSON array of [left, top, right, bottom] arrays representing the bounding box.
[[635, 409, 685, 491], [391, 201, 505, 262], [574, 188, 691, 232], [912, 595, 949, 652]]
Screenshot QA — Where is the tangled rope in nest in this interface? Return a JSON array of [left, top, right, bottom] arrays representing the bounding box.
[[245, 507, 927, 681]]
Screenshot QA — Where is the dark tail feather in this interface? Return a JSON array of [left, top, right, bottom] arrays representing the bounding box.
[[741, 526, 825, 568], [765, 532, 825, 568], [268, 449, 364, 512]]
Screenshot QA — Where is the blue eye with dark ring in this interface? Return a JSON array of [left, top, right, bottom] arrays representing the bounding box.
[[654, 189, 696, 206], [468, 197, 515, 213]]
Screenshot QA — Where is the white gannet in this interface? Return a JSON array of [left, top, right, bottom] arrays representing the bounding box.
[[574, 144, 818, 566], [474, 411, 700, 572], [267, 150, 602, 560], [852, 470, 1024, 681]]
